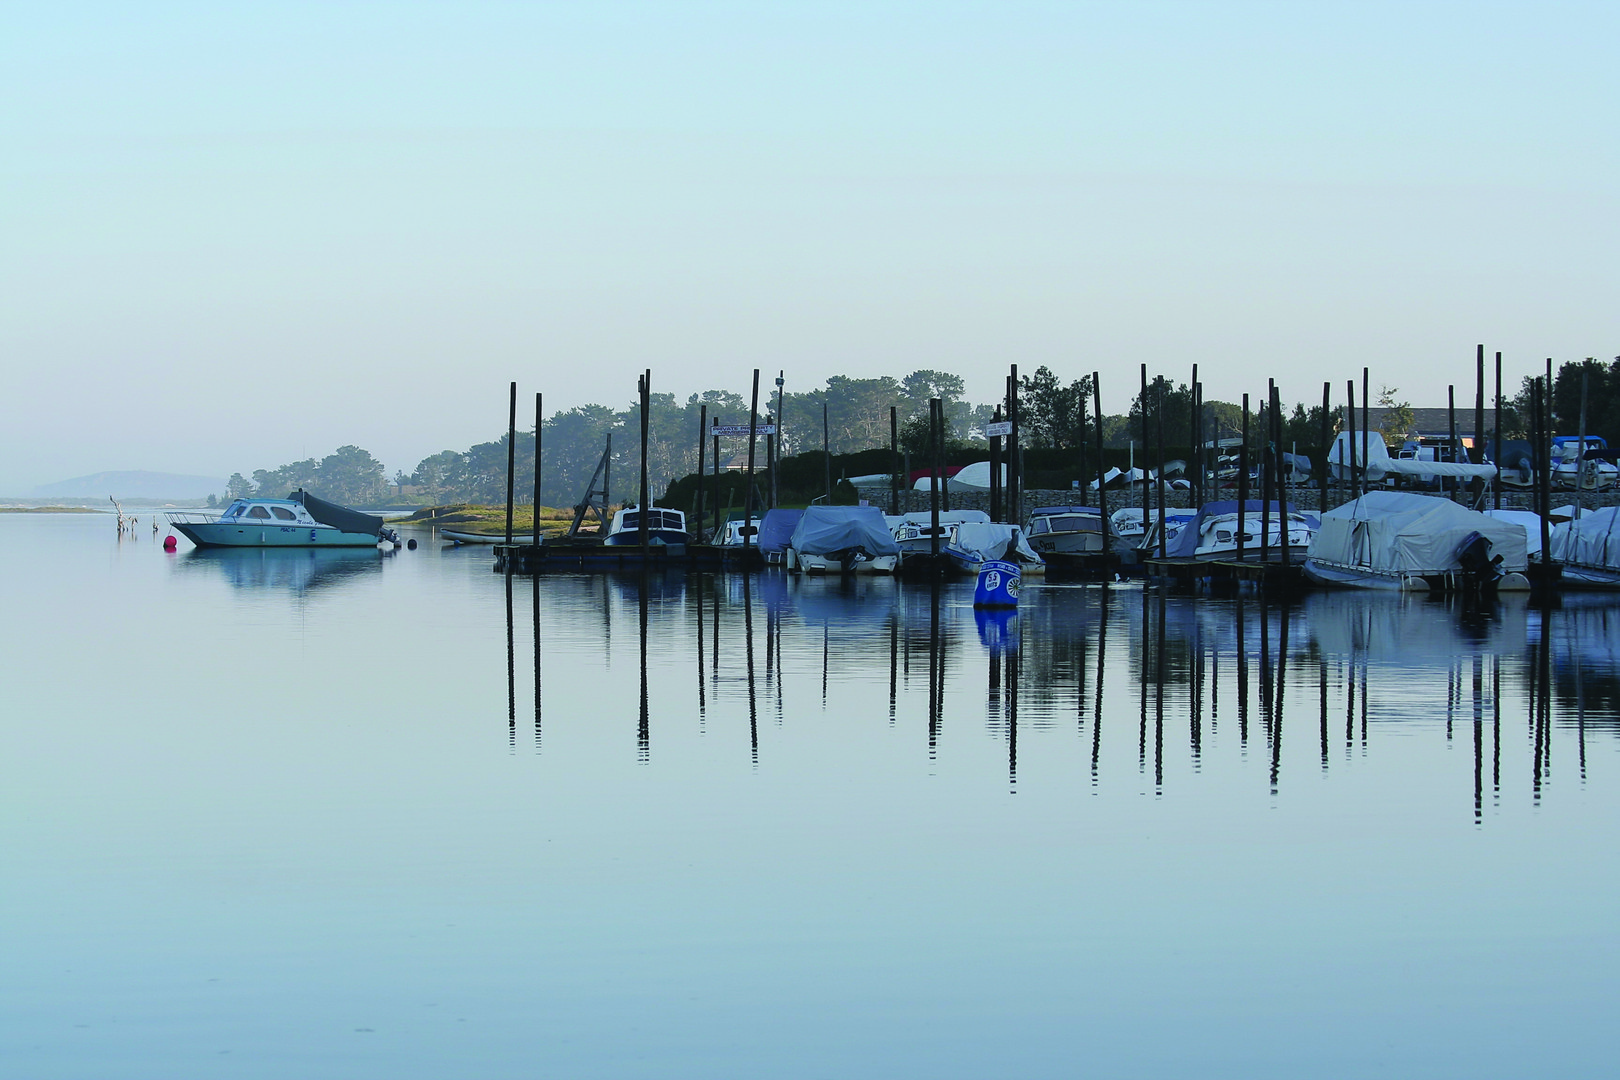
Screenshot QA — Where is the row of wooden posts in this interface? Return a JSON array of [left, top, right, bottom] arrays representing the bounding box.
[[495, 346, 1573, 558]]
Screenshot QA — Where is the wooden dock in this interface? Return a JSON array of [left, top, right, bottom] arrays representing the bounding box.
[[495, 540, 687, 573]]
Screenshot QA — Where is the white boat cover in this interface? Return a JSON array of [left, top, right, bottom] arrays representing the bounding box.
[[921, 461, 1006, 491], [948, 522, 1042, 563], [1328, 432, 1497, 481], [789, 506, 900, 558], [1483, 509, 1544, 557], [1309, 491, 1528, 575], [1548, 506, 1620, 567]]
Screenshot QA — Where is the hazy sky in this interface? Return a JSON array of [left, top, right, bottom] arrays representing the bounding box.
[[4, 1, 1616, 491]]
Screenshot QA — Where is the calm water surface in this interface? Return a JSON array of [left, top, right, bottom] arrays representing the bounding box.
[[3, 513, 1617, 1078]]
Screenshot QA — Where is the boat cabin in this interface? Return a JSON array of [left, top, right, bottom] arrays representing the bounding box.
[[219, 499, 326, 528]]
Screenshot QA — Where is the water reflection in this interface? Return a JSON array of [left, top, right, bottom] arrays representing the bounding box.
[[174, 545, 392, 592], [498, 573, 1620, 815]]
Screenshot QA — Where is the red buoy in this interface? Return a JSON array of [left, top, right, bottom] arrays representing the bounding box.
[[163, 535, 178, 551]]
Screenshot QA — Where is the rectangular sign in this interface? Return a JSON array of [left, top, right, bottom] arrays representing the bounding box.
[[985, 421, 1013, 437], [711, 424, 776, 436]]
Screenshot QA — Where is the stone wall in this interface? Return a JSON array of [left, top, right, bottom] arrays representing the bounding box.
[[855, 482, 1620, 526]]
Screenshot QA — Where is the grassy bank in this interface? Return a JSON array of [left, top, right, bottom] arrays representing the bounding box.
[[395, 504, 578, 538]]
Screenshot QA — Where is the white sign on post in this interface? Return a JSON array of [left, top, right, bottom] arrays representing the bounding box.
[[711, 424, 776, 436], [985, 421, 1013, 438]]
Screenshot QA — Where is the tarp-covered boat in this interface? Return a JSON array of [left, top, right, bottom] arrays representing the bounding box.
[[788, 506, 900, 574], [1304, 490, 1529, 592]]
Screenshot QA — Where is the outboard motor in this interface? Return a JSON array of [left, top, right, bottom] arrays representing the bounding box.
[[827, 545, 870, 570], [1454, 531, 1499, 587]]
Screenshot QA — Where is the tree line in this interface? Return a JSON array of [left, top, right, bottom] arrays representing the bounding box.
[[220, 360, 1615, 508]]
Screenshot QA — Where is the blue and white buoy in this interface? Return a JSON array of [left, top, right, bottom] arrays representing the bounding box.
[[973, 559, 1021, 609]]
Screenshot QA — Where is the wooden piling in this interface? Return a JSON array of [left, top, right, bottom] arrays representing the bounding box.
[[505, 381, 516, 546]]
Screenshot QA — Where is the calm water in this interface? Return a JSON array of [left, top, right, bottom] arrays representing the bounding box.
[[4, 513, 1617, 1078]]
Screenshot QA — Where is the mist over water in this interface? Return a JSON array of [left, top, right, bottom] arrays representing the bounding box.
[[4, 513, 1617, 1078]]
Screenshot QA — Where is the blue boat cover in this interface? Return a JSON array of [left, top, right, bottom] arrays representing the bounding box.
[[756, 508, 805, 555]]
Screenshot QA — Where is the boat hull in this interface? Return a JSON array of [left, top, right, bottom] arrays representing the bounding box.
[[173, 522, 382, 548]]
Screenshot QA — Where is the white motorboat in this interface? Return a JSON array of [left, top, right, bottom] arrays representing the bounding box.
[[1161, 500, 1314, 561], [888, 510, 991, 558], [605, 506, 688, 550], [1026, 506, 1109, 556], [166, 491, 397, 549]]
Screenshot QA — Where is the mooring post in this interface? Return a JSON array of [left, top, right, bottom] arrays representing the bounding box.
[[505, 381, 517, 546], [1237, 393, 1249, 564], [929, 398, 941, 557], [544, 390, 550, 550], [1319, 381, 1331, 514], [822, 402, 831, 501], [639, 370, 650, 550], [1008, 364, 1020, 526], [1093, 372, 1106, 544], [696, 404, 707, 542], [533, 392, 542, 550], [1494, 351, 1503, 511], [1346, 380, 1358, 500], [989, 404, 1003, 522], [746, 369, 760, 553], [890, 405, 900, 516]]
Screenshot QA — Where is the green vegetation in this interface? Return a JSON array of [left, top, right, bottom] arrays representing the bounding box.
[[396, 504, 575, 538]]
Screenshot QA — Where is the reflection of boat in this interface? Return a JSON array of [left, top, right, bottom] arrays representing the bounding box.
[[943, 522, 1045, 576], [177, 545, 390, 592], [167, 491, 397, 548], [1304, 589, 1529, 664], [1304, 491, 1529, 592], [788, 506, 900, 574]]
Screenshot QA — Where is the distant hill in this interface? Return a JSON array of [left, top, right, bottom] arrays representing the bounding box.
[[32, 470, 226, 500]]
